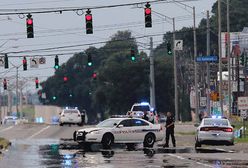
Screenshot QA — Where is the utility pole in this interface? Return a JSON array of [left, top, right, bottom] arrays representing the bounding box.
[[193, 6, 199, 122], [16, 67, 20, 118], [218, 0, 224, 116], [227, 0, 232, 117], [172, 18, 179, 121], [206, 10, 211, 115], [150, 37, 156, 109]]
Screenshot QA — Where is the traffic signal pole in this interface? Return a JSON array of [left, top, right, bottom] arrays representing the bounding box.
[[206, 10, 211, 115], [149, 37, 156, 109], [173, 18, 179, 121], [218, 0, 224, 116], [227, 0, 232, 117]]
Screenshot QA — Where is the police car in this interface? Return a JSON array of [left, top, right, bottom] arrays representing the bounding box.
[[59, 107, 82, 126], [73, 117, 164, 149], [127, 102, 158, 123], [195, 116, 235, 148]]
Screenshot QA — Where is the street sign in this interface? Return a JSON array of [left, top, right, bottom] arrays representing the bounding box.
[[200, 97, 207, 107], [238, 97, 248, 110], [39, 57, 46, 64], [0, 57, 4, 67], [30, 58, 39, 68], [196, 56, 218, 62], [174, 40, 183, 51], [240, 110, 247, 119]]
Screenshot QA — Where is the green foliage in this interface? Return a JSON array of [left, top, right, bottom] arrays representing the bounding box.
[[41, 31, 175, 121]]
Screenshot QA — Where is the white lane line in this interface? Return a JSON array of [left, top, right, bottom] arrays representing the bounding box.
[[0, 126, 14, 133], [28, 126, 50, 139], [168, 154, 212, 168]]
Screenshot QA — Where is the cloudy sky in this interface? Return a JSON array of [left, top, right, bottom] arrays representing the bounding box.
[[0, 0, 216, 92]]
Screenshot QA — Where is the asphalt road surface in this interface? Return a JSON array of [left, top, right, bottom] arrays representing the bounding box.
[[1, 123, 248, 168]]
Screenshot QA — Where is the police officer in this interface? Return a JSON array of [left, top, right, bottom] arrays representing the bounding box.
[[143, 111, 149, 121], [163, 112, 176, 147]]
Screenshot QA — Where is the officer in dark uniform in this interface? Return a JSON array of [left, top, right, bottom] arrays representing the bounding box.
[[143, 111, 149, 121], [163, 112, 176, 147]]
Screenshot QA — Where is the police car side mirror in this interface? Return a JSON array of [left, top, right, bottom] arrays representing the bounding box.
[[117, 124, 124, 128]]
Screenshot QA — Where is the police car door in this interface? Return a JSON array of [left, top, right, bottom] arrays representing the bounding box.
[[131, 119, 150, 141], [114, 119, 134, 142]]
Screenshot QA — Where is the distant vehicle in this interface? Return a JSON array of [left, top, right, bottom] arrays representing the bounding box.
[[2, 116, 18, 125], [73, 117, 164, 149], [59, 108, 82, 126], [195, 116, 235, 148], [127, 102, 158, 123]]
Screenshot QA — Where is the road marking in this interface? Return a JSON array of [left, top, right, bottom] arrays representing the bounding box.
[[28, 126, 50, 139], [0, 126, 14, 133], [168, 154, 212, 168]]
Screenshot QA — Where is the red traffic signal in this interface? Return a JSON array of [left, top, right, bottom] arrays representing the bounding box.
[[92, 72, 97, 79], [35, 77, 39, 89], [63, 76, 68, 82], [26, 14, 34, 38], [23, 56, 27, 71], [144, 3, 152, 28], [145, 8, 151, 15], [85, 9, 93, 34]]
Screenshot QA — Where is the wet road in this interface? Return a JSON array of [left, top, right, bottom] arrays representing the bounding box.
[[1, 124, 248, 168]]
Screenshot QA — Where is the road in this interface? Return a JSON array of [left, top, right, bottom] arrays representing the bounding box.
[[1, 123, 248, 168]]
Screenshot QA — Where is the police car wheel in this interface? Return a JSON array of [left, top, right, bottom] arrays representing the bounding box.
[[102, 133, 114, 149], [59, 123, 63, 126], [143, 133, 155, 148], [195, 141, 201, 148]]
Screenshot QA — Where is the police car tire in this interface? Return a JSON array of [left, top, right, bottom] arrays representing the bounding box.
[[59, 123, 63, 126], [102, 133, 114, 149], [195, 141, 201, 148], [143, 133, 156, 148], [126, 143, 136, 151]]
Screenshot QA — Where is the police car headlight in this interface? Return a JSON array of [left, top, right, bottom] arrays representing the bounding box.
[[89, 130, 101, 134]]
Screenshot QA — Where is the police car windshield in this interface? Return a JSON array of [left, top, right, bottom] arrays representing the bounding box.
[[204, 119, 228, 126], [64, 110, 78, 113], [96, 118, 122, 128], [133, 105, 150, 111]]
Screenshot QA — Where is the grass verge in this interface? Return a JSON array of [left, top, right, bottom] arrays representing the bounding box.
[[176, 132, 195, 136], [235, 136, 248, 143], [0, 137, 11, 150]]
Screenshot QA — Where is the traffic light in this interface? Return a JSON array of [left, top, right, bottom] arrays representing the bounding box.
[[85, 9, 93, 34], [131, 49, 136, 61], [4, 54, 8, 69], [23, 56, 27, 71], [35, 77, 39, 89], [92, 72, 97, 80], [54, 55, 59, 69], [52, 96, 57, 100], [3, 79, 7, 90], [240, 53, 245, 66], [144, 3, 152, 28], [87, 53, 92, 66], [167, 42, 172, 55], [63, 76, 68, 82], [26, 14, 34, 38]]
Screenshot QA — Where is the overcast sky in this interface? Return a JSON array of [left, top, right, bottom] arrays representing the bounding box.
[[0, 0, 216, 92]]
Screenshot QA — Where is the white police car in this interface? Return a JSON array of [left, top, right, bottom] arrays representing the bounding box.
[[195, 116, 235, 148], [59, 107, 82, 126], [127, 102, 158, 123], [73, 117, 164, 149]]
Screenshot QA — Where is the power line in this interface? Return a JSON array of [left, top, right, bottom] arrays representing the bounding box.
[[0, 0, 198, 15]]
